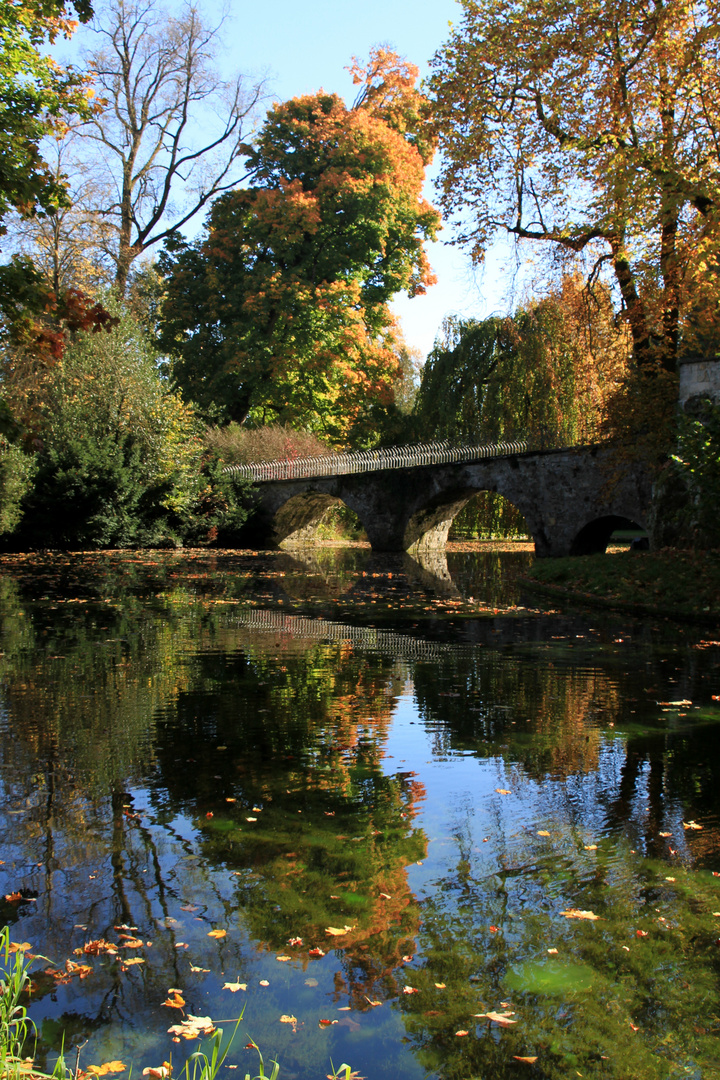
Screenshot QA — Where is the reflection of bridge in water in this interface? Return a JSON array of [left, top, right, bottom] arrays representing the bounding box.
[[233, 441, 653, 557]]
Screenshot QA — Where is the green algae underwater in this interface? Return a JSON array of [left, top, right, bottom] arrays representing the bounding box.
[[0, 547, 719, 1080]]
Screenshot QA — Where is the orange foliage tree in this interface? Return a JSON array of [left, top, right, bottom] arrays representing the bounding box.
[[159, 50, 440, 446]]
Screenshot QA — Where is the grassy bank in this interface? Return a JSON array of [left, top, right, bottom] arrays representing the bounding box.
[[523, 547, 720, 622]]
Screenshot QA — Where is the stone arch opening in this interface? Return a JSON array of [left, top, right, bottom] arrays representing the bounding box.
[[403, 486, 533, 552], [569, 515, 646, 556], [449, 491, 530, 541], [272, 492, 367, 547]]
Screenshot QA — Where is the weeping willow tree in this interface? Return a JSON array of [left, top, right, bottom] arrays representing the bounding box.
[[415, 278, 630, 537], [415, 278, 629, 449]]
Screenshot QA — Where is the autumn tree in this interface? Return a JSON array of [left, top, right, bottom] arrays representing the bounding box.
[[69, 0, 266, 295], [414, 278, 629, 446], [159, 49, 440, 445], [0, 0, 93, 228], [429, 0, 720, 377]]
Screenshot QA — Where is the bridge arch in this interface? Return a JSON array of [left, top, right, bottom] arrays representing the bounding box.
[[267, 489, 369, 547], [401, 483, 537, 553], [569, 514, 646, 556]]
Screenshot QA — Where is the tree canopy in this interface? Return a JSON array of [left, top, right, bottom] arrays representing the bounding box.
[[429, 0, 720, 374], [0, 0, 93, 227], [159, 50, 440, 445]]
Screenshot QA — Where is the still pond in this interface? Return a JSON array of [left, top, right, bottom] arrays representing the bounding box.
[[0, 545, 719, 1080]]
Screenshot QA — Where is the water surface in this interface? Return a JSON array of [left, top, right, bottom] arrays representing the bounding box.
[[0, 546, 719, 1080]]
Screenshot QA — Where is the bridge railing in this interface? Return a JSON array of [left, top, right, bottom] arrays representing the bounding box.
[[223, 439, 529, 482]]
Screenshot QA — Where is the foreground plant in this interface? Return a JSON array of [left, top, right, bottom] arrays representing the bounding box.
[[0, 926, 66, 1080]]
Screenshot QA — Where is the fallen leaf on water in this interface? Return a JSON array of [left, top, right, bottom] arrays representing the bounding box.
[[175, 943, 189, 950], [287, 937, 303, 947], [245, 817, 257, 823], [547, 948, 558, 955], [337, 1007, 351, 1011], [222, 981, 247, 992], [189, 964, 210, 973], [560, 909, 600, 921], [665, 877, 676, 882], [326, 1073, 364, 1080], [65, 960, 92, 978], [513, 1057, 538, 1065], [402, 986, 419, 995], [584, 844, 598, 851], [180, 905, 199, 912], [279, 1015, 298, 1032], [475, 1011, 517, 1027], [659, 832, 672, 838], [8, 942, 32, 953], [318, 1019, 337, 1027], [455, 1030, 469, 1037], [364, 997, 382, 1007], [259, 980, 269, 987], [325, 926, 353, 937], [434, 982, 446, 989], [636, 930, 649, 938], [275, 955, 292, 962], [142, 1065, 171, 1079], [629, 1023, 640, 1032], [76, 940, 118, 956], [162, 992, 185, 1009], [123, 958, 145, 967], [168, 1016, 216, 1040], [5, 892, 22, 902], [402, 954, 414, 962], [207, 929, 226, 939], [308, 947, 325, 957], [537, 831, 551, 837], [489, 926, 499, 934], [683, 821, 703, 830], [121, 938, 144, 949], [379, 893, 391, 900], [86, 1063, 126, 1076], [495, 789, 511, 795]]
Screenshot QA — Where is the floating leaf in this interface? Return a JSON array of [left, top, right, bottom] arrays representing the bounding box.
[[495, 789, 511, 795], [513, 1057, 538, 1064], [379, 893, 391, 900], [584, 844, 598, 851], [76, 940, 118, 956], [121, 938, 144, 949], [142, 1065, 171, 1079], [308, 947, 325, 957], [207, 929, 226, 939], [279, 1014, 298, 1032], [259, 980, 269, 987], [537, 831, 551, 837], [560, 909, 600, 921], [189, 964, 210, 973], [683, 821, 703, 830], [86, 1063, 126, 1075], [475, 1011, 517, 1026], [434, 982, 446, 989], [223, 981, 247, 992], [8, 942, 32, 953], [318, 1019, 337, 1027], [325, 926, 353, 937], [123, 958, 145, 967], [180, 905, 199, 912], [364, 997, 382, 1007], [275, 955, 292, 962], [287, 937, 303, 947], [402, 986, 419, 995], [455, 1030, 469, 1037], [162, 992, 185, 1009], [167, 1016, 216, 1040]]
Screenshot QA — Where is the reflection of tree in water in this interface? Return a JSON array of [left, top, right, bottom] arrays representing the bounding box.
[[151, 630, 427, 1001]]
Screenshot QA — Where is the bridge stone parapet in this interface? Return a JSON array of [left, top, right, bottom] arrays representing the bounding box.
[[239, 444, 653, 557]]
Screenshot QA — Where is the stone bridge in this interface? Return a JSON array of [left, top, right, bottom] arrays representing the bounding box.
[[239, 444, 653, 557]]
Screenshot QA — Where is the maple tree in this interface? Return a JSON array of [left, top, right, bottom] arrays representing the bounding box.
[[160, 49, 439, 445], [429, 0, 720, 376]]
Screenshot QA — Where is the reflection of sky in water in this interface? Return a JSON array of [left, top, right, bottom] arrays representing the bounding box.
[[0, 549, 718, 1080]]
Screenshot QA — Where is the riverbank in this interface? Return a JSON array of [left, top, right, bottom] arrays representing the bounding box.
[[523, 547, 720, 623]]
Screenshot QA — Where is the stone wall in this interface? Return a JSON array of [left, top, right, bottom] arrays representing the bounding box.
[[679, 358, 720, 405]]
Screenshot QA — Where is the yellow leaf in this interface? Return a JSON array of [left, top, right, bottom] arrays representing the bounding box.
[[276, 955, 292, 962], [434, 982, 446, 989], [86, 1063, 126, 1076], [123, 958, 145, 966], [208, 929, 226, 939], [537, 831, 551, 837], [167, 1016, 215, 1040], [475, 1011, 517, 1026], [325, 926, 353, 936], [560, 909, 600, 921], [8, 942, 32, 953], [495, 789, 511, 795], [584, 844, 598, 851], [222, 981, 247, 992], [513, 1057, 538, 1064]]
